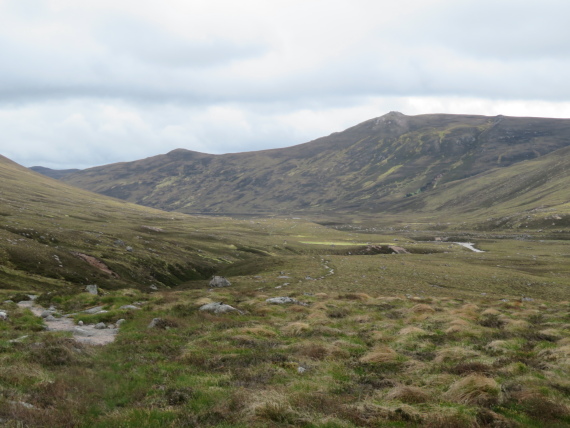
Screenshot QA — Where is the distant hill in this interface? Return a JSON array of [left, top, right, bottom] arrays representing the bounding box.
[[30, 166, 80, 180], [0, 155, 279, 291], [42, 112, 570, 225]]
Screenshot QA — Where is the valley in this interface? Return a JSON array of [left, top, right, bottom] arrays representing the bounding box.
[[2, 113, 570, 427]]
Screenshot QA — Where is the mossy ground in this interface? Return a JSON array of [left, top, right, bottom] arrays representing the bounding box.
[[1, 229, 570, 427]]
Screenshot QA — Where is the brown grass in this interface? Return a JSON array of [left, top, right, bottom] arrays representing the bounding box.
[[445, 374, 501, 406]]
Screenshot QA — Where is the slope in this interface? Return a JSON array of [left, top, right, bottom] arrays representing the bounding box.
[[57, 112, 570, 218], [0, 155, 292, 292]]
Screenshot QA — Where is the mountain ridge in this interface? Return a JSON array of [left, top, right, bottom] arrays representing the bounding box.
[[35, 112, 570, 223]]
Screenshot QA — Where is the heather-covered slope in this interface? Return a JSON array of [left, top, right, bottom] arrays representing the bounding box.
[[56, 112, 570, 219]]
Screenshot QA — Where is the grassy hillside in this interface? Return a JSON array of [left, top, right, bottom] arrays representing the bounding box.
[[0, 155, 296, 293], [2, 154, 570, 426], [55, 113, 570, 223]]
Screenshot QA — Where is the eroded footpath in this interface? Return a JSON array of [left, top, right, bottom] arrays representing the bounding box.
[[17, 297, 119, 345]]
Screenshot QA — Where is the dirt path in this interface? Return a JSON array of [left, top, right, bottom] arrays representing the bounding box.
[[17, 299, 119, 345]]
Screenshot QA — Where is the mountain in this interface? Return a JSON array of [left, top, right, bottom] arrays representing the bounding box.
[[29, 166, 80, 179], [0, 155, 287, 291], [51, 112, 570, 222]]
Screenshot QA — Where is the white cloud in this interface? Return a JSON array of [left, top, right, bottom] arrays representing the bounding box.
[[0, 0, 569, 168]]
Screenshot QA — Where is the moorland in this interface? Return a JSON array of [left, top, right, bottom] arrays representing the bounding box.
[[2, 113, 570, 427]]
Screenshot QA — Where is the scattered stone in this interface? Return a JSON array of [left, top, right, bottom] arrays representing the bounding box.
[[147, 318, 176, 329], [9, 401, 35, 409], [0, 311, 8, 321], [149, 284, 158, 290], [126, 246, 133, 252], [120, 305, 140, 310], [116, 319, 126, 326], [388, 245, 410, 254], [94, 322, 107, 329], [107, 324, 116, 329], [199, 302, 240, 314], [85, 284, 98, 295], [9, 335, 28, 343], [41, 310, 53, 318], [45, 315, 56, 322], [114, 239, 125, 246], [83, 306, 105, 314], [209, 276, 231, 287], [74, 327, 94, 337], [266, 297, 300, 305], [3, 300, 14, 304], [78, 320, 84, 326], [297, 366, 306, 374]]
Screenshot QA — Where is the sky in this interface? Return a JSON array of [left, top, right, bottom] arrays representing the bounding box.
[[1, 0, 570, 169]]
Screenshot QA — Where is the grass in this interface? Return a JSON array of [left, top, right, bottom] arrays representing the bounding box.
[[1, 284, 569, 427], [1, 155, 570, 426]]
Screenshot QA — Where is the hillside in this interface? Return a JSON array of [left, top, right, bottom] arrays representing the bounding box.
[[0, 155, 294, 292], [55, 112, 570, 222], [3, 153, 570, 427]]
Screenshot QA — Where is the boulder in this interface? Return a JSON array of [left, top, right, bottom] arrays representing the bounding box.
[[388, 245, 410, 254], [85, 284, 98, 295], [83, 306, 105, 314], [120, 305, 140, 310], [209, 276, 231, 288], [147, 318, 177, 329], [199, 302, 239, 314], [266, 297, 300, 305]]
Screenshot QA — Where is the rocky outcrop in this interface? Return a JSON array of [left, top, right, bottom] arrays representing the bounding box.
[[209, 276, 231, 287], [199, 302, 240, 314]]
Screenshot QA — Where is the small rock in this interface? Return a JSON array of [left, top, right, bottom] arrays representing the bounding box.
[[41, 310, 53, 318], [0, 311, 8, 321], [209, 276, 231, 287], [78, 320, 84, 326], [45, 315, 56, 322], [94, 322, 107, 329], [120, 305, 140, 310], [83, 306, 105, 314], [85, 284, 98, 295], [9, 401, 35, 409], [9, 335, 28, 343], [126, 246, 133, 252], [107, 324, 116, 329], [116, 319, 126, 326], [74, 327, 94, 337], [147, 318, 165, 328], [297, 366, 306, 374], [3, 300, 14, 304], [266, 297, 299, 305], [199, 302, 239, 314], [114, 239, 125, 246], [149, 284, 158, 290]]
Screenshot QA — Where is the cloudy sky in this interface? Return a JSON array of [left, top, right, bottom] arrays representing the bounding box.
[[2, 0, 570, 169]]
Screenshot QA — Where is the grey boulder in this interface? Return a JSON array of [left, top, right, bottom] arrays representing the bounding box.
[[85, 284, 98, 295], [209, 276, 231, 288], [199, 302, 239, 314]]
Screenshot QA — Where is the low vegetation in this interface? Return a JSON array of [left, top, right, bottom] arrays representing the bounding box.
[[1, 155, 570, 426], [1, 283, 569, 427]]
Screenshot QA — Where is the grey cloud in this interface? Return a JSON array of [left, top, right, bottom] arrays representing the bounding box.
[[96, 15, 271, 68]]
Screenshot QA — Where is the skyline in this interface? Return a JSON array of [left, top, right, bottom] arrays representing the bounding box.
[[2, 0, 570, 169]]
